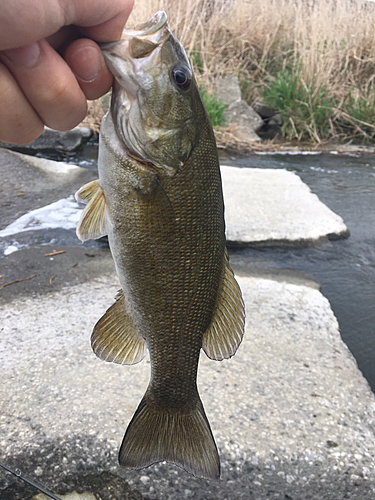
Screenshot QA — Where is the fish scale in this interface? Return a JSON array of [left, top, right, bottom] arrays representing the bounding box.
[[75, 11, 245, 480]]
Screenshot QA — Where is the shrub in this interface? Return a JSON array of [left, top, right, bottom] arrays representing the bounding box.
[[262, 70, 334, 142], [339, 88, 375, 140], [199, 87, 227, 128]]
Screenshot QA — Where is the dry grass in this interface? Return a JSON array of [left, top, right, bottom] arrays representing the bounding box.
[[214, 124, 292, 152], [84, 0, 375, 146], [128, 1, 375, 79]]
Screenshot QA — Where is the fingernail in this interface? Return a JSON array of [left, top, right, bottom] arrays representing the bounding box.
[[4, 42, 41, 68], [70, 45, 102, 83]]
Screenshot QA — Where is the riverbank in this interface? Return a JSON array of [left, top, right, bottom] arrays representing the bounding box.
[[123, 0, 375, 145], [80, 99, 375, 155], [74, 0, 375, 150]]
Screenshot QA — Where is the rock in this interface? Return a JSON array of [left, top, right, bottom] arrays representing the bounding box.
[[212, 75, 263, 141], [252, 101, 276, 120], [269, 113, 282, 126], [1, 265, 375, 500], [251, 102, 282, 139], [221, 165, 349, 246], [256, 122, 281, 140], [0, 148, 96, 231], [0, 246, 114, 303], [212, 75, 242, 106], [0, 155, 349, 254], [0, 126, 92, 154], [224, 100, 263, 141]]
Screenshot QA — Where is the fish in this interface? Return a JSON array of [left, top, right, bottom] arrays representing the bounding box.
[[75, 11, 245, 480]]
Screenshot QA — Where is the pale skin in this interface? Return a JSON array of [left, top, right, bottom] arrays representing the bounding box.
[[0, 0, 134, 145]]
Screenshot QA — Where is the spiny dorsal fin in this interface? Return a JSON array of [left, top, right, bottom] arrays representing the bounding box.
[[91, 289, 146, 365], [75, 179, 108, 242], [203, 251, 245, 361]]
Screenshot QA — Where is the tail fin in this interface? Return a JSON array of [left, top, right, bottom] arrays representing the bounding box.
[[119, 395, 220, 480]]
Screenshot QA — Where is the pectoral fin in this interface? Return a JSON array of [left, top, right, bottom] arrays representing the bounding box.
[[203, 251, 245, 361], [92, 290, 146, 365], [75, 179, 108, 242]]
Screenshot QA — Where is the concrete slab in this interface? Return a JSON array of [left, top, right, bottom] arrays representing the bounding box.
[[1, 268, 374, 499], [0, 148, 96, 231], [221, 166, 350, 247]]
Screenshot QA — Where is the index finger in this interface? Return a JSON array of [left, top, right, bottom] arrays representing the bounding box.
[[71, 0, 134, 42], [0, 0, 134, 50]]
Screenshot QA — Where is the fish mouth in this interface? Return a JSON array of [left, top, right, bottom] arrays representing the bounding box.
[[100, 11, 167, 47], [98, 11, 176, 173], [99, 11, 169, 102], [99, 11, 169, 70], [113, 10, 167, 39], [99, 11, 194, 175]]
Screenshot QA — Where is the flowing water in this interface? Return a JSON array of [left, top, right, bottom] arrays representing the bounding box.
[[219, 150, 375, 391]]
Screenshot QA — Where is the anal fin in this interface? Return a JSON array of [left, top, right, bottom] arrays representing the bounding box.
[[203, 250, 245, 361], [75, 179, 108, 242], [92, 290, 146, 365]]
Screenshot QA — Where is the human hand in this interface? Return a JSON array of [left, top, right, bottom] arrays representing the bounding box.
[[0, 0, 134, 145]]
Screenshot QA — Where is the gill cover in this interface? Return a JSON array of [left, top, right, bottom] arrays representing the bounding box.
[[100, 11, 199, 174]]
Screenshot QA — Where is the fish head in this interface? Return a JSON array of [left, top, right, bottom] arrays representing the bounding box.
[[100, 11, 202, 175]]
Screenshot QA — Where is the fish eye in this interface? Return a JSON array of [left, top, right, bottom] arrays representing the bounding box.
[[171, 66, 192, 90]]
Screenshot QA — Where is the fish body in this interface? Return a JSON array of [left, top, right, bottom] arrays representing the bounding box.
[[76, 11, 244, 480]]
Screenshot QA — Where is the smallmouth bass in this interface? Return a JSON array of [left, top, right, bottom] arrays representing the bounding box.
[[76, 11, 245, 480]]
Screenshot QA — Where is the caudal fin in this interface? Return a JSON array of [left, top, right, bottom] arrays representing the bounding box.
[[119, 395, 220, 480]]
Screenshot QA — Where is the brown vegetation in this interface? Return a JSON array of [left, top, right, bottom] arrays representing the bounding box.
[[83, 0, 375, 147]]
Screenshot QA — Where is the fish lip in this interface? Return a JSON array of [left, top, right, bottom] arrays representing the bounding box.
[[100, 11, 189, 176], [99, 11, 170, 82], [99, 12, 170, 112], [99, 11, 168, 52], [129, 10, 168, 36]]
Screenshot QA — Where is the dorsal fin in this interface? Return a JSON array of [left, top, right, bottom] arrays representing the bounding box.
[[75, 179, 108, 242], [92, 290, 146, 365], [203, 251, 245, 361]]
